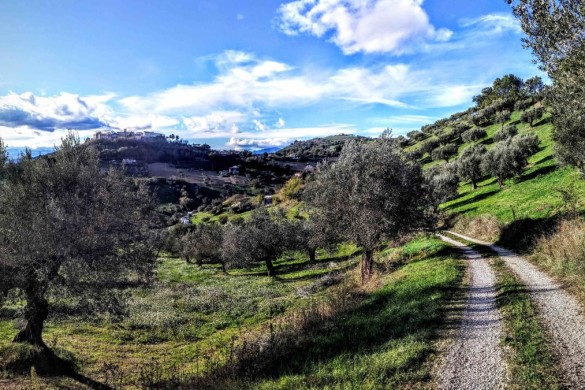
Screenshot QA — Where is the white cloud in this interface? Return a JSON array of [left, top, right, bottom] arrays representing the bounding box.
[[182, 111, 246, 134], [275, 118, 286, 128], [423, 84, 481, 108], [119, 51, 415, 117], [228, 137, 290, 150], [253, 119, 268, 131], [0, 92, 114, 131], [0, 125, 97, 148], [461, 13, 522, 36], [276, 0, 452, 55], [237, 14, 245, 21]]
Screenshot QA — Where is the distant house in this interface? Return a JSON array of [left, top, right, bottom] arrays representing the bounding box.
[[262, 195, 273, 205], [228, 166, 240, 175], [179, 216, 191, 225], [219, 170, 229, 177], [122, 158, 137, 165], [93, 130, 165, 142]]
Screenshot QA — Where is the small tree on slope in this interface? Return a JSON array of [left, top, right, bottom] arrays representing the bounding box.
[[304, 140, 434, 284]]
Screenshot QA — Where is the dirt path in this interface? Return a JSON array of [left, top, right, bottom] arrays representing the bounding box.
[[437, 234, 507, 390], [448, 230, 585, 388]]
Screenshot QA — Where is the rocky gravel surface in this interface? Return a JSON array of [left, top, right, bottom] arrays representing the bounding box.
[[449, 230, 585, 389], [438, 234, 507, 390]]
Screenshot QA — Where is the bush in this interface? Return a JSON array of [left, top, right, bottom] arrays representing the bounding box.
[[514, 98, 534, 112], [521, 106, 545, 127], [535, 218, 585, 277], [493, 124, 518, 142], [419, 138, 440, 155], [431, 143, 458, 162], [280, 177, 303, 201], [461, 127, 487, 143]]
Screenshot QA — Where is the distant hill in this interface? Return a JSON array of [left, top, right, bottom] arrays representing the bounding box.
[[253, 146, 283, 155], [276, 134, 368, 160]]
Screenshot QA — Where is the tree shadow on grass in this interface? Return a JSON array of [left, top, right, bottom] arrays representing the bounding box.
[[190, 249, 465, 388], [515, 165, 558, 183], [496, 217, 559, 253], [531, 154, 554, 166], [442, 189, 500, 211]]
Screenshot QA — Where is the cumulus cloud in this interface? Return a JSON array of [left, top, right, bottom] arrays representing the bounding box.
[[0, 92, 113, 131], [276, 0, 452, 55], [183, 111, 245, 134], [228, 137, 290, 150]]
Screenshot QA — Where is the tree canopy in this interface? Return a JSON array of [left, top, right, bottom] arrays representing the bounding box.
[[0, 134, 156, 359], [304, 140, 434, 283]]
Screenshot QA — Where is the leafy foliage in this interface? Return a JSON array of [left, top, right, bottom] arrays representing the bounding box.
[[304, 140, 434, 283]]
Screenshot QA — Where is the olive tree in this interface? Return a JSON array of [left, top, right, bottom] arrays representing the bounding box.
[[521, 106, 544, 127], [481, 134, 540, 187], [495, 110, 512, 130], [304, 140, 434, 284], [0, 135, 156, 364], [180, 223, 226, 271], [425, 163, 460, 204], [461, 127, 488, 143], [493, 124, 519, 142], [221, 207, 289, 276], [510, 0, 585, 176], [289, 211, 340, 263], [431, 143, 458, 163], [457, 144, 487, 190]]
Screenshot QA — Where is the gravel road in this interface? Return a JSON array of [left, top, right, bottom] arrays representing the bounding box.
[[438, 234, 507, 390], [448, 230, 585, 388]]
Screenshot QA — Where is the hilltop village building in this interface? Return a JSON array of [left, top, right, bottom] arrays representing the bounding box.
[[93, 130, 166, 141]]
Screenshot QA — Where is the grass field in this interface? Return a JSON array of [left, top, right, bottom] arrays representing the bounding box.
[[0, 236, 463, 389]]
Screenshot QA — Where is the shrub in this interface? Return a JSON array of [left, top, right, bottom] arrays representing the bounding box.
[[514, 98, 534, 112], [419, 138, 440, 155], [535, 218, 585, 277], [461, 127, 487, 143], [431, 143, 458, 162], [521, 106, 545, 127], [437, 131, 453, 145], [456, 144, 486, 190], [280, 177, 303, 201], [493, 124, 518, 142]]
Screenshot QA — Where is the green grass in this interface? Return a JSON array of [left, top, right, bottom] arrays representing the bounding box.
[[434, 112, 585, 223], [248, 236, 463, 389], [1, 236, 464, 389], [0, 242, 361, 387]]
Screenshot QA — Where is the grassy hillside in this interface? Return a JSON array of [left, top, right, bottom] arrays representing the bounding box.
[[0, 236, 462, 388], [404, 110, 585, 224]]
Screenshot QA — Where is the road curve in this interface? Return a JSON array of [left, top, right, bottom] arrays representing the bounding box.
[[448, 230, 585, 388], [437, 234, 507, 390]]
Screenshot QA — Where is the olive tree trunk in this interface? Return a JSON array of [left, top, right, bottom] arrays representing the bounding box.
[[265, 259, 276, 277], [308, 248, 317, 263], [361, 249, 374, 284], [13, 287, 49, 348]]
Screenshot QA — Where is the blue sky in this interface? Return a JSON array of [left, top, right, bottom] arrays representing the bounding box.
[[0, 0, 542, 152]]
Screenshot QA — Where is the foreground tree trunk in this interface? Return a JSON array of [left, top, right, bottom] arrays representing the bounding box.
[[361, 249, 374, 284], [471, 180, 477, 190], [13, 287, 49, 348], [265, 259, 276, 277]]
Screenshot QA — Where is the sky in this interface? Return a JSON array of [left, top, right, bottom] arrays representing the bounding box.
[[0, 0, 543, 153]]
